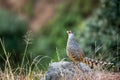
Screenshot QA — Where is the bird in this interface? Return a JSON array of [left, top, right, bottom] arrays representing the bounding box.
[[66, 30, 84, 62], [66, 30, 113, 68]]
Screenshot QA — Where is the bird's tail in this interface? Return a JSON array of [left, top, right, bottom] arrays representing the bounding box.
[[83, 57, 114, 69]]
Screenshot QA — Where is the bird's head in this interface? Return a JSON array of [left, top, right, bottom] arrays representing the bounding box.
[[67, 30, 74, 38], [67, 30, 72, 35]]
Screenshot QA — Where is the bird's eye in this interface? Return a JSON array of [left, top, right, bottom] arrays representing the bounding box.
[[68, 31, 71, 34], [67, 31, 72, 35]]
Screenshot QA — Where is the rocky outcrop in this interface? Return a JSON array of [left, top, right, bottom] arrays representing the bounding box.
[[45, 61, 92, 80], [43, 61, 120, 80]]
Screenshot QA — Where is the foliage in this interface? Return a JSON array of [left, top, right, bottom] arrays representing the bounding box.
[[0, 8, 27, 68], [78, 0, 120, 71]]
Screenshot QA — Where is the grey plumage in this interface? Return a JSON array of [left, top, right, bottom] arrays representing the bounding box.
[[66, 31, 84, 61]]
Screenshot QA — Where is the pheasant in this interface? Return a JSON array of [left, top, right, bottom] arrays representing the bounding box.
[[66, 30, 113, 68], [66, 30, 84, 62]]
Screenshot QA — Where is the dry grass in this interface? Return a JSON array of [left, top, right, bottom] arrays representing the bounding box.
[[60, 65, 120, 80], [0, 70, 44, 80], [0, 33, 45, 80]]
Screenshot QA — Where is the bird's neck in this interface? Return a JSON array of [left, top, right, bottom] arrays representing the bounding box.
[[67, 34, 77, 45]]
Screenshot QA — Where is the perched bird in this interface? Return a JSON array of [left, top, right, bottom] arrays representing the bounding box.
[[66, 30, 113, 68], [66, 30, 84, 62]]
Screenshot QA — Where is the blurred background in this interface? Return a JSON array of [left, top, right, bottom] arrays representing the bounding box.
[[0, 0, 119, 71]]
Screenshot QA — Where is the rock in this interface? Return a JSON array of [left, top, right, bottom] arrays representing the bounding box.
[[43, 61, 120, 80], [45, 61, 92, 80]]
